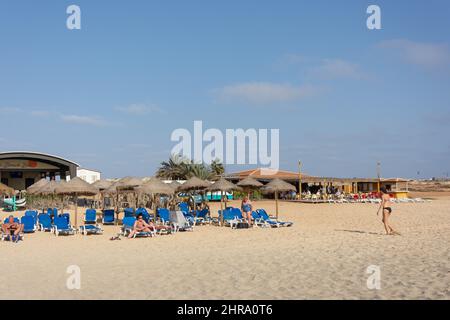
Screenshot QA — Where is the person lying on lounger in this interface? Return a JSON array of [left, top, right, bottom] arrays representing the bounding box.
[[2, 215, 23, 241]]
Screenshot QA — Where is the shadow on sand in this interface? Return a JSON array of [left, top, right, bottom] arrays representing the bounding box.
[[335, 229, 382, 236]]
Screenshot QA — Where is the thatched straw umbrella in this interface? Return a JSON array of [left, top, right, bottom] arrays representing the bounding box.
[[36, 180, 62, 210], [26, 178, 49, 195], [116, 177, 143, 190], [0, 182, 14, 196], [164, 181, 181, 209], [168, 180, 181, 191], [92, 179, 113, 210], [237, 177, 263, 199], [102, 177, 143, 221], [136, 178, 174, 196], [135, 178, 174, 210], [207, 178, 242, 223], [177, 177, 210, 211], [262, 179, 296, 219], [26, 178, 49, 210], [55, 177, 98, 228], [92, 179, 113, 190]]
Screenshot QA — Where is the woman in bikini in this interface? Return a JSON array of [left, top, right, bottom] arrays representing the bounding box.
[[377, 187, 400, 235], [128, 214, 155, 238]]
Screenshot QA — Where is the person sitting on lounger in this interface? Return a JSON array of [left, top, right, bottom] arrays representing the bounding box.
[[241, 197, 253, 226], [128, 214, 155, 238], [2, 215, 23, 241]]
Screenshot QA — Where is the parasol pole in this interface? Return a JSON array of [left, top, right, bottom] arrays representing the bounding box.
[[74, 194, 78, 229], [275, 191, 279, 220]]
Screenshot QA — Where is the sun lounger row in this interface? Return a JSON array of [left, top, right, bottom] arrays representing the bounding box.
[[214, 207, 293, 229]]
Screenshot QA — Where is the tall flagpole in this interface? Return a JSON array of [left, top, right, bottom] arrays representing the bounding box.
[[298, 160, 302, 200]]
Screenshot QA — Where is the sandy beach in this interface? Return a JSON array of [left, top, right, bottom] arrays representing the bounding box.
[[1, 198, 449, 300]]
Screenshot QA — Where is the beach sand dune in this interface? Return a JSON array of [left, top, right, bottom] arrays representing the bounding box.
[[0, 199, 449, 300]]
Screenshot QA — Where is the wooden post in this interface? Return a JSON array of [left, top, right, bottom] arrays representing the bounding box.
[[220, 190, 224, 226], [275, 191, 279, 220], [74, 195, 78, 228], [298, 160, 302, 200]]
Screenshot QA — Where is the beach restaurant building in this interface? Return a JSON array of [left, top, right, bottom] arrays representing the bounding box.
[[0, 151, 79, 191], [226, 168, 410, 198]]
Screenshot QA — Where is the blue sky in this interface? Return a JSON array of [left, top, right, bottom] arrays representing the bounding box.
[[1, 0, 449, 179]]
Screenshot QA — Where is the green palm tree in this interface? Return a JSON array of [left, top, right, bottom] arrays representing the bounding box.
[[186, 163, 214, 180], [156, 154, 190, 180], [210, 159, 225, 180]]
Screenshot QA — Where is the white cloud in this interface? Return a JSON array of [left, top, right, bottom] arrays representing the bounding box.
[[115, 103, 163, 115], [30, 110, 51, 117], [60, 114, 108, 126], [379, 39, 450, 69], [0, 107, 21, 114], [311, 59, 365, 79], [215, 82, 320, 105]]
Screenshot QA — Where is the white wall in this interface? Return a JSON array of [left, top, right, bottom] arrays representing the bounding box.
[[76, 169, 101, 184]]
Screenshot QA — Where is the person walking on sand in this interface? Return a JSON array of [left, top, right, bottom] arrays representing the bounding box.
[[377, 187, 400, 235]]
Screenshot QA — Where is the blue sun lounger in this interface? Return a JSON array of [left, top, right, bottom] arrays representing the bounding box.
[[59, 213, 71, 224], [156, 208, 171, 225], [52, 217, 75, 236], [124, 208, 135, 218], [21, 216, 37, 233], [24, 210, 38, 226], [102, 209, 115, 225], [79, 224, 103, 235], [193, 208, 211, 225], [178, 202, 190, 213], [38, 213, 53, 232], [169, 210, 194, 232], [256, 209, 293, 227], [135, 207, 153, 223], [121, 217, 154, 238], [84, 209, 97, 224], [216, 208, 243, 228]]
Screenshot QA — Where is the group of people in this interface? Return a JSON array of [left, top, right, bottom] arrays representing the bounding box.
[[2, 188, 400, 241]]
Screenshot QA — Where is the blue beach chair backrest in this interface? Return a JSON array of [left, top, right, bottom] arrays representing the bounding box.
[[103, 209, 115, 223], [59, 213, 70, 224], [124, 208, 135, 218], [3, 217, 20, 224], [135, 208, 150, 222], [251, 211, 260, 220], [85, 209, 97, 222], [21, 216, 35, 232], [231, 208, 243, 219], [122, 217, 136, 228], [178, 202, 189, 213], [25, 211, 38, 225], [54, 217, 70, 230], [25, 210, 38, 218], [157, 208, 170, 222], [256, 209, 270, 220], [196, 209, 209, 219], [38, 214, 52, 229], [222, 209, 235, 221]]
